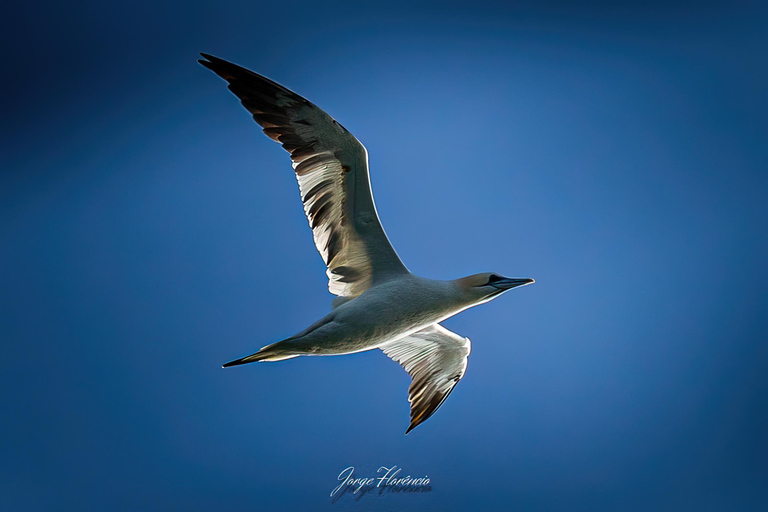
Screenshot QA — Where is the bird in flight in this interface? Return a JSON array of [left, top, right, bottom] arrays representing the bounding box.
[[200, 54, 534, 433]]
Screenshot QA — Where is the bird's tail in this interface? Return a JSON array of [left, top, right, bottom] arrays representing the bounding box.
[[222, 340, 300, 367]]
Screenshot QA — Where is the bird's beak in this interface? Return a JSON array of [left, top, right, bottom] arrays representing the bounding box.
[[491, 277, 535, 290]]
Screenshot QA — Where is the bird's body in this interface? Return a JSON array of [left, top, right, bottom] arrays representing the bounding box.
[[200, 54, 534, 432], [233, 275, 487, 361]]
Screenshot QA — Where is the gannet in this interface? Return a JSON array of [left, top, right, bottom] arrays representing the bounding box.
[[200, 54, 534, 433]]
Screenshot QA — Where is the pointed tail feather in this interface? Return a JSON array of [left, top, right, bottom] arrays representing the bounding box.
[[222, 341, 299, 367]]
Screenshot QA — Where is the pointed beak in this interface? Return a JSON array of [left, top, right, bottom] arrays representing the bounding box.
[[490, 277, 535, 290]]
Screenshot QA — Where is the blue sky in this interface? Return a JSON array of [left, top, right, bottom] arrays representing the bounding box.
[[2, 1, 767, 510]]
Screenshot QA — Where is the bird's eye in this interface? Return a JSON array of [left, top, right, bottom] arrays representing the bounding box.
[[487, 274, 503, 284]]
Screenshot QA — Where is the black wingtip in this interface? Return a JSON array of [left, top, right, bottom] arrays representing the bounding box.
[[222, 358, 246, 368], [197, 53, 244, 82], [198, 53, 217, 71], [198, 53, 228, 70], [199, 52, 220, 63]]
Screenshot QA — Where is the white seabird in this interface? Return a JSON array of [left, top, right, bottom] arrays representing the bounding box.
[[200, 54, 534, 433]]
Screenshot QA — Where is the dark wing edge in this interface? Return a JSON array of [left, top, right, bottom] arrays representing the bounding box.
[[199, 53, 408, 297], [380, 324, 472, 434]]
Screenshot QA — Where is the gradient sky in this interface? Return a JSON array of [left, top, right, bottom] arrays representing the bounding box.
[[2, 1, 767, 510]]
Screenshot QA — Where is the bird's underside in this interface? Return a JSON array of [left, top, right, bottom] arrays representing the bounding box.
[[224, 321, 471, 433], [199, 53, 530, 433]]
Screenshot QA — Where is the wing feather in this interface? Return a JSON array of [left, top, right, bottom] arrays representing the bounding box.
[[200, 53, 408, 296], [381, 324, 471, 433]]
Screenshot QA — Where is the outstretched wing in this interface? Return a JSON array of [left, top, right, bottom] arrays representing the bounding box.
[[381, 324, 472, 433], [199, 54, 409, 297]]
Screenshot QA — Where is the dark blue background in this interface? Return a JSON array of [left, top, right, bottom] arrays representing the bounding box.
[[2, 1, 766, 510]]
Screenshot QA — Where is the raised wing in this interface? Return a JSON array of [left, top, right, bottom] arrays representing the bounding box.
[[381, 324, 472, 433], [199, 54, 408, 297]]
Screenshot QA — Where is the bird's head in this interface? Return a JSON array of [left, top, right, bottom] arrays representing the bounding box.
[[454, 272, 534, 305]]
